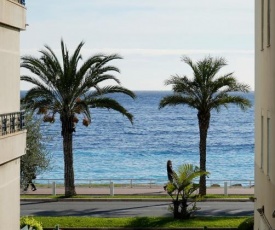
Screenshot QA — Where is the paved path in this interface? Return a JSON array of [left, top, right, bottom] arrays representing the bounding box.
[[21, 200, 254, 217], [21, 185, 254, 196]]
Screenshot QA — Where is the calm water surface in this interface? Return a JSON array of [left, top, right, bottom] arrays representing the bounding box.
[[32, 91, 254, 184]]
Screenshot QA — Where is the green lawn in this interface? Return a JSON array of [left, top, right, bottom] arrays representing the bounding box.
[[31, 216, 250, 228]]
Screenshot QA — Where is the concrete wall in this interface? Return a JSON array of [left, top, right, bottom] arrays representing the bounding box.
[[0, 0, 26, 30], [0, 132, 26, 229], [255, 0, 275, 229], [0, 0, 26, 229], [0, 0, 26, 114]]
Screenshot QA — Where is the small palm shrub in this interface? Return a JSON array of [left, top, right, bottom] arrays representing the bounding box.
[[20, 216, 43, 230], [166, 163, 209, 219]]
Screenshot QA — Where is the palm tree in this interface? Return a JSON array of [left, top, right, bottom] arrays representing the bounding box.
[[21, 39, 136, 197], [159, 56, 251, 196], [166, 163, 209, 219]]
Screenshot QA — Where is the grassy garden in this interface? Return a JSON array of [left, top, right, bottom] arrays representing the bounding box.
[[22, 216, 252, 229]]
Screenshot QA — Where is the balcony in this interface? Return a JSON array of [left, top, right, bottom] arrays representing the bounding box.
[[0, 111, 25, 137], [13, 0, 25, 5], [0, 110, 26, 165], [0, 0, 27, 30]]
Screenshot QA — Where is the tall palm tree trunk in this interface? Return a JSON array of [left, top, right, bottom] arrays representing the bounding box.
[[198, 112, 210, 196], [62, 116, 76, 197]]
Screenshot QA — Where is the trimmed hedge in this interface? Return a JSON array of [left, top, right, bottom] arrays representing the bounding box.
[[238, 217, 254, 230]]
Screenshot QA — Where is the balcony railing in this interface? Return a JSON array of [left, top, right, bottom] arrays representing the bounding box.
[[0, 111, 25, 136], [11, 0, 25, 5]]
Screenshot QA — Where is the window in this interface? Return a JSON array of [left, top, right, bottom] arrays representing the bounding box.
[[267, 117, 270, 176], [261, 0, 265, 51], [261, 116, 264, 169], [267, 0, 271, 47]]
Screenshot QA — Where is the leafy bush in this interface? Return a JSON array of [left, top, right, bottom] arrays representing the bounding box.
[[20, 216, 43, 230], [20, 111, 51, 188], [238, 217, 254, 230]]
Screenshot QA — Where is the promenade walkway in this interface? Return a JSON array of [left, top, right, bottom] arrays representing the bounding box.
[[21, 185, 254, 196]]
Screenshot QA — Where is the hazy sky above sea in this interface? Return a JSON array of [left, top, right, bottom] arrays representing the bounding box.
[[20, 0, 254, 91]]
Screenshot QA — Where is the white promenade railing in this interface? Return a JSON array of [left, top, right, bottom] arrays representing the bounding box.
[[34, 178, 254, 188], [25, 178, 254, 196], [207, 179, 254, 188], [35, 178, 161, 188]]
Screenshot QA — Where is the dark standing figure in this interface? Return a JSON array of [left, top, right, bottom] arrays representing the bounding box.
[[24, 171, 37, 191], [164, 160, 174, 190], [167, 160, 174, 182]]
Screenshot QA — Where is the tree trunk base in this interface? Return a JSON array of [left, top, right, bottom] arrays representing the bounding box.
[[64, 188, 76, 197], [173, 200, 191, 219]]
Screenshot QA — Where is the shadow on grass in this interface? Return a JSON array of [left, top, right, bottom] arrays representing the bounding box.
[[125, 216, 177, 228], [125, 216, 249, 228]]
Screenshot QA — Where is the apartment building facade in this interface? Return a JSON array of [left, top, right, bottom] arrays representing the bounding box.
[[0, 0, 26, 229], [255, 0, 275, 229]]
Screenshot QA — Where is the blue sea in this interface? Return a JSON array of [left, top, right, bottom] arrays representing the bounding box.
[[28, 91, 254, 184]]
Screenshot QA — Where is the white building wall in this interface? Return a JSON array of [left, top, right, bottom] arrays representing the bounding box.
[[0, 0, 25, 114], [0, 25, 21, 114], [0, 0, 26, 229], [255, 0, 275, 229]]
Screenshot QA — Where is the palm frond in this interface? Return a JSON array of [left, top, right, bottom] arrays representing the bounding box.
[[211, 94, 252, 111], [21, 56, 53, 87], [74, 54, 122, 97], [89, 86, 136, 99], [87, 74, 121, 87], [88, 97, 134, 124], [22, 87, 62, 114], [94, 54, 123, 70], [181, 56, 201, 79], [159, 94, 198, 109], [69, 40, 84, 71]]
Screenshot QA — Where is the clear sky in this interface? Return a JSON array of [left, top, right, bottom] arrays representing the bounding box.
[[20, 0, 254, 91]]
